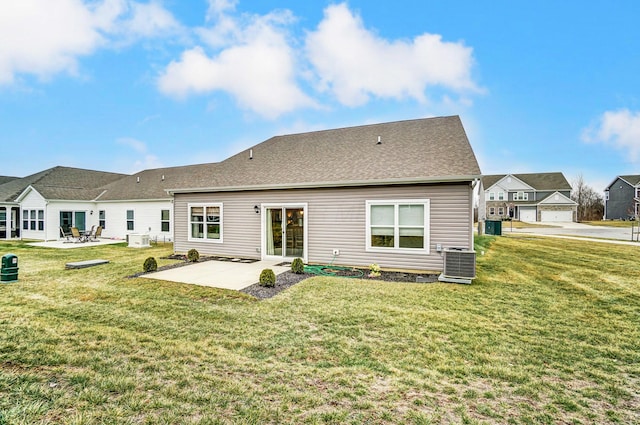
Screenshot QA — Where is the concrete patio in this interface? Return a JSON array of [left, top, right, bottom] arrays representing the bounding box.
[[27, 238, 127, 249], [141, 259, 290, 290]]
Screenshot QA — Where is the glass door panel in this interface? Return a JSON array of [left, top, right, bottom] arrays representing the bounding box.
[[74, 212, 86, 232], [266, 208, 282, 256], [60, 211, 73, 235], [285, 208, 304, 258]]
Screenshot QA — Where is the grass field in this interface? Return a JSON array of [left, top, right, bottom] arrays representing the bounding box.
[[582, 220, 637, 228], [1, 237, 639, 424]]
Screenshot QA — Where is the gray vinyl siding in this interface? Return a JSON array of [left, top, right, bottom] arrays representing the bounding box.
[[606, 178, 636, 219], [173, 183, 473, 272]]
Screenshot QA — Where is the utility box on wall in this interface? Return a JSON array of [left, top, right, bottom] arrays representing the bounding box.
[[484, 220, 502, 236]]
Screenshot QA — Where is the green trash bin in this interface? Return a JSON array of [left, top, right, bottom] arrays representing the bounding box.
[[485, 220, 502, 236], [1, 253, 18, 282]]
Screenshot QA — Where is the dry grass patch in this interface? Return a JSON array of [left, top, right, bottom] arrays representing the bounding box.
[[1, 237, 639, 424]]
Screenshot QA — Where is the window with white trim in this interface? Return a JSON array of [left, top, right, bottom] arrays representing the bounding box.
[[126, 210, 134, 231], [498, 192, 505, 201], [514, 191, 528, 201], [161, 209, 170, 232], [489, 207, 495, 215], [488, 192, 495, 200], [189, 203, 222, 242], [605, 191, 609, 201], [99, 210, 106, 229], [498, 207, 504, 216], [366, 200, 429, 252]]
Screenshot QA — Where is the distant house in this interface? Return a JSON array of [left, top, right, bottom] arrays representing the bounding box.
[[1, 167, 126, 241], [604, 175, 640, 220], [94, 163, 223, 242], [0, 165, 211, 242], [168, 116, 481, 272], [480, 172, 577, 222]]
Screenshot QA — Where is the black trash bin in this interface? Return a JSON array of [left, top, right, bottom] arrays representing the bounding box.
[[1, 253, 18, 282]]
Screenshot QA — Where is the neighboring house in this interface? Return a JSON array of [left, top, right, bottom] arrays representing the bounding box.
[[168, 116, 481, 272], [604, 175, 640, 220], [94, 163, 221, 242], [5, 167, 126, 241], [480, 172, 577, 222]]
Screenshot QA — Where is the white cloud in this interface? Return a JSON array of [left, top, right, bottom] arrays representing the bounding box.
[[305, 3, 480, 106], [116, 137, 164, 172], [157, 9, 315, 119], [582, 109, 640, 162], [0, 0, 182, 85]]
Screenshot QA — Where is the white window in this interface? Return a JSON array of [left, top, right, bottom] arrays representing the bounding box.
[[498, 192, 505, 201], [488, 192, 495, 201], [515, 192, 528, 201], [605, 191, 609, 201], [366, 200, 429, 253], [99, 210, 106, 229], [498, 207, 504, 216], [489, 207, 495, 215], [189, 203, 222, 242], [161, 210, 170, 232], [126, 210, 134, 231]]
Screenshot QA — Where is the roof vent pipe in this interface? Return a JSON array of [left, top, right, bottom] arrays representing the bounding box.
[[249, 149, 253, 160], [136, 176, 140, 183], [377, 136, 382, 145], [161, 175, 165, 181]]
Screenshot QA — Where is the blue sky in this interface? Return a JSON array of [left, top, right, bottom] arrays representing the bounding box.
[[1, 0, 639, 192]]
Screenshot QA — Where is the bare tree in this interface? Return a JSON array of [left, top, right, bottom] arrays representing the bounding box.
[[571, 174, 604, 221]]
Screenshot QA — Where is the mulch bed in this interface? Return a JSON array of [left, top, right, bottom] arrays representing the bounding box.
[[241, 268, 438, 300]]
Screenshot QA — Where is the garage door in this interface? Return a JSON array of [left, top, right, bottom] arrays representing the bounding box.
[[541, 210, 573, 222], [519, 207, 537, 222]]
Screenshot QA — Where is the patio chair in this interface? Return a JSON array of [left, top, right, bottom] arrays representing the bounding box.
[[91, 225, 103, 241], [70, 226, 85, 243], [59, 227, 72, 243]]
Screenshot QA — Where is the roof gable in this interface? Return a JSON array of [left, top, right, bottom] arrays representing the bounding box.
[[538, 191, 578, 205]]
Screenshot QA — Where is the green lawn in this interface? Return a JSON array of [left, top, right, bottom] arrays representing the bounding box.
[[582, 220, 637, 228], [1, 237, 639, 424]]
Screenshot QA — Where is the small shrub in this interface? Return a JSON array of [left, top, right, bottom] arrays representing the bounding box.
[[259, 268, 276, 287], [291, 257, 305, 274], [368, 263, 381, 278], [187, 249, 200, 262], [143, 257, 158, 272]]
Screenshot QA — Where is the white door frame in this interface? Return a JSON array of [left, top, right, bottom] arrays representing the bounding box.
[[260, 203, 308, 263]]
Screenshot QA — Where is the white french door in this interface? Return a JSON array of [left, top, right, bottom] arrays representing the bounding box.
[[262, 204, 307, 262]]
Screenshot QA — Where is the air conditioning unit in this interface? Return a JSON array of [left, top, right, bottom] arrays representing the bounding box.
[[439, 248, 476, 284]]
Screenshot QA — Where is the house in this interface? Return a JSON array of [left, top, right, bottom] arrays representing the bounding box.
[[93, 163, 224, 242], [0, 164, 215, 242], [1, 166, 126, 241], [480, 172, 577, 222], [168, 116, 481, 272], [604, 175, 640, 220]]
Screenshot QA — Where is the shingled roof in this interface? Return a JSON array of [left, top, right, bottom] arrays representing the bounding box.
[[482, 172, 572, 191], [0, 166, 126, 203], [0, 176, 18, 185], [169, 116, 481, 193], [619, 175, 640, 187]]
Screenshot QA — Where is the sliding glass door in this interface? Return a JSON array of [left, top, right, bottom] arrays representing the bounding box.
[[265, 205, 305, 260]]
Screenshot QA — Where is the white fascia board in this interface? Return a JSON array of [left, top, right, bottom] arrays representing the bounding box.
[[166, 175, 481, 195]]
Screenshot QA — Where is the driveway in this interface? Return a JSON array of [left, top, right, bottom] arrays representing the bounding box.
[[505, 221, 640, 243]]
